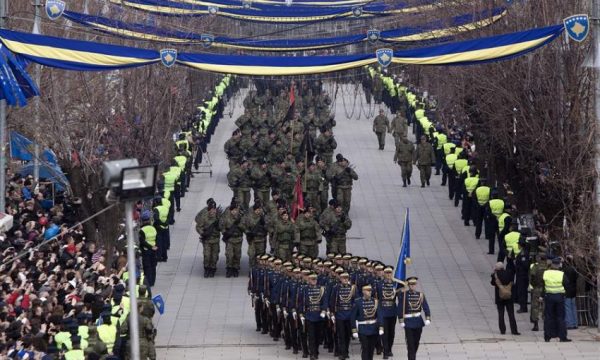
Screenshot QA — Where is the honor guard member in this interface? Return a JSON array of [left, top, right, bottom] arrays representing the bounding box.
[[296, 207, 322, 259], [139, 210, 158, 287], [249, 255, 268, 332], [373, 109, 390, 150], [441, 142, 457, 186], [330, 272, 355, 360], [398, 277, 431, 360], [377, 267, 399, 359], [279, 263, 295, 351], [542, 258, 571, 342], [220, 201, 244, 278], [195, 199, 221, 278], [152, 197, 170, 262], [334, 158, 359, 213], [298, 269, 312, 358], [243, 203, 268, 267], [351, 284, 384, 360], [267, 259, 284, 341], [413, 135, 436, 187], [300, 273, 328, 360], [462, 166, 480, 226], [394, 137, 414, 187], [486, 193, 505, 255], [474, 180, 491, 240], [284, 267, 302, 354]]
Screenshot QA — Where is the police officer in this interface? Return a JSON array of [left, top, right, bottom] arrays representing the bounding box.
[[432, 129, 447, 175], [486, 193, 505, 255], [196, 199, 221, 278], [413, 135, 435, 187], [372, 109, 390, 150], [398, 277, 431, 360], [351, 284, 384, 360], [542, 258, 571, 342], [152, 197, 170, 262], [377, 267, 398, 359], [473, 181, 491, 240], [139, 210, 158, 287], [462, 166, 479, 226]]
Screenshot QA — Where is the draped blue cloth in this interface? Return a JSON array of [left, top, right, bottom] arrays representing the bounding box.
[[62, 7, 507, 50], [0, 45, 39, 107], [0, 24, 565, 75]]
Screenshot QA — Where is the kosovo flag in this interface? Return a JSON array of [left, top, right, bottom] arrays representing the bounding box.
[[152, 294, 165, 315], [394, 208, 411, 287]]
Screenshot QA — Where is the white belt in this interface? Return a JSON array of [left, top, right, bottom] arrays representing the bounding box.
[[403, 313, 421, 318], [356, 319, 377, 325]]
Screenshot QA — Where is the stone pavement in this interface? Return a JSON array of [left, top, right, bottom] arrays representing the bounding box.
[[152, 86, 599, 359]]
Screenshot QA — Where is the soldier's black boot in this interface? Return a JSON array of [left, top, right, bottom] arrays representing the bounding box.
[[407, 176, 411, 185], [203, 267, 209, 278], [210, 268, 216, 277], [226, 268, 232, 278], [233, 269, 239, 278], [532, 321, 539, 331], [402, 179, 407, 187]]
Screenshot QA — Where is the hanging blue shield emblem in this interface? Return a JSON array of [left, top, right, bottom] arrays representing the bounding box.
[[367, 29, 380, 43], [201, 34, 214, 48], [352, 6, 363, 17], [208, 6, 219, 15], [45, 0, 66, 20], [376, 48, 393, 68], [564, 14, 590, 42], [160, 49, 177, 68]]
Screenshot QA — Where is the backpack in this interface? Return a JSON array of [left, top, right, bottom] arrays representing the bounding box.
[[495, 274, 512, 300]]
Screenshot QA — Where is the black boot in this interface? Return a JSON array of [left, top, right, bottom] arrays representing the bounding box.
[[426, 179, 430, 186], [204, 267, 209, 278], [233, 269, 239, 278], [210, 268, 216, 277], [407, 177, 411, 185], [402, 179, 407, 187], [532, 321, 539, 331], [226, 268, 232, 278]]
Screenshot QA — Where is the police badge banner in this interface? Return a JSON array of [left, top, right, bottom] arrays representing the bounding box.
[[46, 0, 66, 20]]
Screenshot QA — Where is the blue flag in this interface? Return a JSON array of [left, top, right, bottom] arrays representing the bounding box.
[[9, 131, 34, 161], [152, 294, 165, 315], [394, 208, 411, 285]]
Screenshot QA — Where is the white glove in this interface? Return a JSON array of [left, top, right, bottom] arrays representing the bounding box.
[[425, 320, 431, 326], [320, 311, 326, 318], [300, 316, 305, 326], [276, 305, 281, 314], [331, 315, 336, 323], [326, 310, 331, 319], [379, 329, 384, 336], [292, 311, 297, 320], [400, 322, 405, 328], [353, 333, 359, 339], [283, 310, 288, 317]]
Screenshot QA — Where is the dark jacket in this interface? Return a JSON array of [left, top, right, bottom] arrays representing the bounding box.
[[491, 268, 514, 304], [563, 264, 578, 299]]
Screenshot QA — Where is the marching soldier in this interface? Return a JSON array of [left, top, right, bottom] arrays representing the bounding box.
[[334, 158, 358, 213], [195, 199, 221, 278], [303, 162, 322, 210], [351, 284, 384, 360], [296, 207, 321, 258], [398, 277, 431, 360], [272, 210, 297, 261], [224, 129, 243, 168], [389, 111, 408, 147], [315, 127, 337, 165], [394, 137, 414, 187], [377, 267, 399, 359], [372, 109, 390, 150], [219, 201, 244, 278], [242, 203, 268, 267], [321, 203, 352, 254], [413, 135, 436, 187], [250, 158, 272, 206]]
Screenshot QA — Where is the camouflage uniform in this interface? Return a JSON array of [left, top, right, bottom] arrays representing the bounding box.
[[250, 164, 272, 206], [219, 208, 244, 275], [394, 138, 415, 186], [242, 209, 268, 266], [389, 114, 408, 146], [334, 165, 359, 213], [303, 167, 322, 211], [195, 206, 221, 274], [296, 213, 321, 258], [315, 133, 337, 165], [322, 212, 352, 254], [273, 217, 297, 261], [414, 141, 436, 186], [373, 113, 390, 150]]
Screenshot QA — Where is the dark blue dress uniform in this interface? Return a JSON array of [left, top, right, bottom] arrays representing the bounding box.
[[398, 287, 431, 360], [330, 280, 355, 359], [279, 275, 294, 350], [283, 276, 300, 354], [351, 294, 384, 360], [296, 280, 310, 357], [300, 279, 328, 360], [376, 278, 398, 358], [248, 259, 266, 332], [267, 266, 284, 340]]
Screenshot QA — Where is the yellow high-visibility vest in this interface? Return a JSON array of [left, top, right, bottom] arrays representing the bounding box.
[[489, 199, 505, 217], [543, 270, 565, 294], [475, 186, 491, 206]]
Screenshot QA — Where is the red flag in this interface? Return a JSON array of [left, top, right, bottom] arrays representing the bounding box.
[[289, 83, 295, 106], [291, 175, 304, 220]]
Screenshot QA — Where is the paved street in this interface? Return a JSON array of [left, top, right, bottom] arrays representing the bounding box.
[[153, 86, 599, 359]]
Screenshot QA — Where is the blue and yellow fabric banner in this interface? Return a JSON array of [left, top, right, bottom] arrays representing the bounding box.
[[108, 0, 439, 21], [62, 7, 506, 51], [0, 45, 39, 107], [0, 23, 565, 75]]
